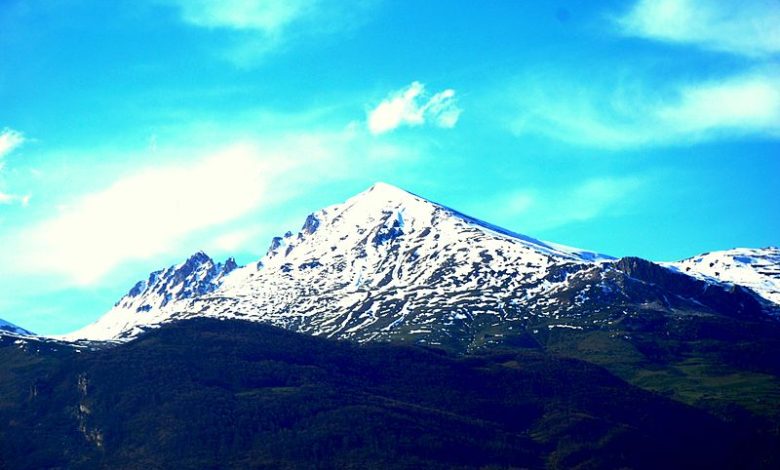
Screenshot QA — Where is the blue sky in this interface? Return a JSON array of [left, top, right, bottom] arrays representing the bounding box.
[[1, 0, 778, 334]]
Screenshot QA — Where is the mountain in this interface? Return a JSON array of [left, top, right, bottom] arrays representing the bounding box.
[[0, 318, 33, 336], [10, 183, 780, 467], [63, 182, 611, 342], [666, 247, 780, 305], [0, 318, 765, 469], [66, 182, 776, 350], [65, 251, 237, 340]]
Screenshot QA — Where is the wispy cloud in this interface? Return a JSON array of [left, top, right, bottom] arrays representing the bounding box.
[[163, 0, 375, 63], [617, 0, 780, 57], [0, 128, 30, 206], [659, 75, 780, 133], [8, 120, 423, 285], [0, 193, 30, 206], [170, 0, 313, 32], [511, 0, 779, 148], [0, 128, 25, 160], [510, 70, 780, 148], [488, 177, 645, 233], [367, 81, 462, 135], [16, 144, 277, 284]]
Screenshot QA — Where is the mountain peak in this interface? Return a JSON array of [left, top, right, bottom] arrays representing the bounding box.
[[185, 250, 212, 265], [367, 181, 411, 195], [357, 182, 424, 205]]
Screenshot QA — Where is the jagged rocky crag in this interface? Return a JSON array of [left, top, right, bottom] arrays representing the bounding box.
[[70, 251, 238, 339]]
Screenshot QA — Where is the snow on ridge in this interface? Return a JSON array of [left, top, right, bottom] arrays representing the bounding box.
[[0, 318, 34, 336], [665, 246, 780, 305], [349, 182, 611, 262], [61, 251, 238, 341]]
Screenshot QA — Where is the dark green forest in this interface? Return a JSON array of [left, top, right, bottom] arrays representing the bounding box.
[[1, 318, 778, 469]]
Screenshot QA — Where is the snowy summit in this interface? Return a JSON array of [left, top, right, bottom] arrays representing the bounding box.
[[62, 183, 778, 346]]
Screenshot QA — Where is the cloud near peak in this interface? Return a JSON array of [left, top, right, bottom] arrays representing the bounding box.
[[15, 144, 275, 284], [367, 81, 462, 135], [8, 121, 427, 285], [487, 176, 646, 234]]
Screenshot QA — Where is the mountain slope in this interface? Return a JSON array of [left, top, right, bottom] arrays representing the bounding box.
[[65, 251, 237, 340], [0, 318, 33, 336], [0, 318, 762, 469], [667, 247, 780, 306]]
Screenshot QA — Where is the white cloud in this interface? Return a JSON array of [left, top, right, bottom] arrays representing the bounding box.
[[0, 128, 29, 206], [0, 128, 25, 159], [505, 192, 535, 214], [367, 82, 462, 135], [163, 0, 375, 64], [563, 178, 645, 224], [9, 120, 424, 285], [489, 177, 644, 232], [511, 71, 780, 148], [0, 193, 30, 206], [658, 77, 780, 133], [170, 0, 313, 33], [617, 0, 780, 57], [15, 144, 287, 285]]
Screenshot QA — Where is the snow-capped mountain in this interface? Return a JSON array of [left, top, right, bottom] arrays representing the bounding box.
[[64, 183, 777, 349], [65, 183, 611, 342], [666, 247, 780, 306], [65, 251, 237, 340], [0, 318, 34, 336]]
